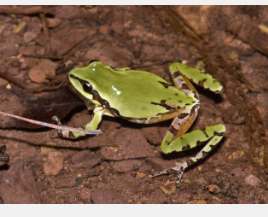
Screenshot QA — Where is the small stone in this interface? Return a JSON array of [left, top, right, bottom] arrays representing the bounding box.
[[28, 59, 58, 83], [245, 174, 261, 187], [208, 184, 221, 194], [231, 167, 247, 177], [47, 18, 61, 28], [43, 151, 64, 176], [0, 77, 8, 87], [136, 172, 146, 179]]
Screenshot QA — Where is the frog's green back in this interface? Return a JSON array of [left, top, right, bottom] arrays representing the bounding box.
[[70, 62, 195, 119]]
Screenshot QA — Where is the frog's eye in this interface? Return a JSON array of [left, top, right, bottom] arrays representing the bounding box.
[[83, 82, 93, 94]]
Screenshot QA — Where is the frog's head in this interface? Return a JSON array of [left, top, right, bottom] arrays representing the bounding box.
[[68, 60, 103, 108]]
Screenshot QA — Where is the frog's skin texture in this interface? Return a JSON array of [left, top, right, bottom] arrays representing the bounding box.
[[63, 60, 226, 185]]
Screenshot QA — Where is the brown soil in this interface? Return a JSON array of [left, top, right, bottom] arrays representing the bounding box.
[[0, 5, 268, 204]]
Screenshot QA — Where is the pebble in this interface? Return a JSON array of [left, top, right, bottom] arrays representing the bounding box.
[[47, 18, 61, 28], [0, 77, 8, 87], [28, 59, 57, 83], [43, 151, 64, 176], [245, 174, 261, 187], [231, 167, 247, 177], [208, 184, 221, 194]]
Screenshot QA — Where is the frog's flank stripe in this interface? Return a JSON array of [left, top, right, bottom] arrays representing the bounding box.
[[91, 90, 123, 118]]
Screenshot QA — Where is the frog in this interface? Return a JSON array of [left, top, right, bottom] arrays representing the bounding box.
[[55, 60, 226, 185]]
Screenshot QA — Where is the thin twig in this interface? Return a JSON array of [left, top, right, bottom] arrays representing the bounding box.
[[0, 72, 27, 89], [39, 12, 53, 57], [0, 111, 101, 135]]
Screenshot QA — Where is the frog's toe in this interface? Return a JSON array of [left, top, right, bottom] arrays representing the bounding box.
[[149, 161, 188, 186]]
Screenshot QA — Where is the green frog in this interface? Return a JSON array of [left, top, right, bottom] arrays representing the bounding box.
[[57, 60, 226, 184]]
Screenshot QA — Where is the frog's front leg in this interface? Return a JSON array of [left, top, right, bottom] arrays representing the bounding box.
[[150, 124, 226, 185], [52, 107, 105, 139]]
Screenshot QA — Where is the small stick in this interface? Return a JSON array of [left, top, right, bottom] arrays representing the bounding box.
[[0, 111, 101, 135], [0, 72, 27, 89]]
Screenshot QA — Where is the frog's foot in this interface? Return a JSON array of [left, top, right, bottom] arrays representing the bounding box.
[[149, 161, 188, 186], [51, 116, 72, 138]]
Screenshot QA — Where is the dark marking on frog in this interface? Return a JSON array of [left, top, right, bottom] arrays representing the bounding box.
[[182, 144, 191, 151], [172, 71, 181, 78], [151, 100, 177, 110], [198, 79, 206, 87], [181, 83, 190, 90], [178, 113, 188, 119], [158, 81, 172, 89], [169, 125, 179, 136]]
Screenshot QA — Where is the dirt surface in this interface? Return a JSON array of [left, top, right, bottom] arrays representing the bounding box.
[[0, 5, 268, 204]]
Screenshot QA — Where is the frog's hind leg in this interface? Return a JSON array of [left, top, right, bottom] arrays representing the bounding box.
[[169, 62, 224, 93], [163, 66, 201, 145], [151, 124, 226, 186]]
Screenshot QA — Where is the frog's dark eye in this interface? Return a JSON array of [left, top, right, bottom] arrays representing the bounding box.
[[89, 59, 98, 64], [83, 82, 93, 93]]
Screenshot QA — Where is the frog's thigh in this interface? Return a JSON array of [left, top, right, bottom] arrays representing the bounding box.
[[161, 124, 226, 154]]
